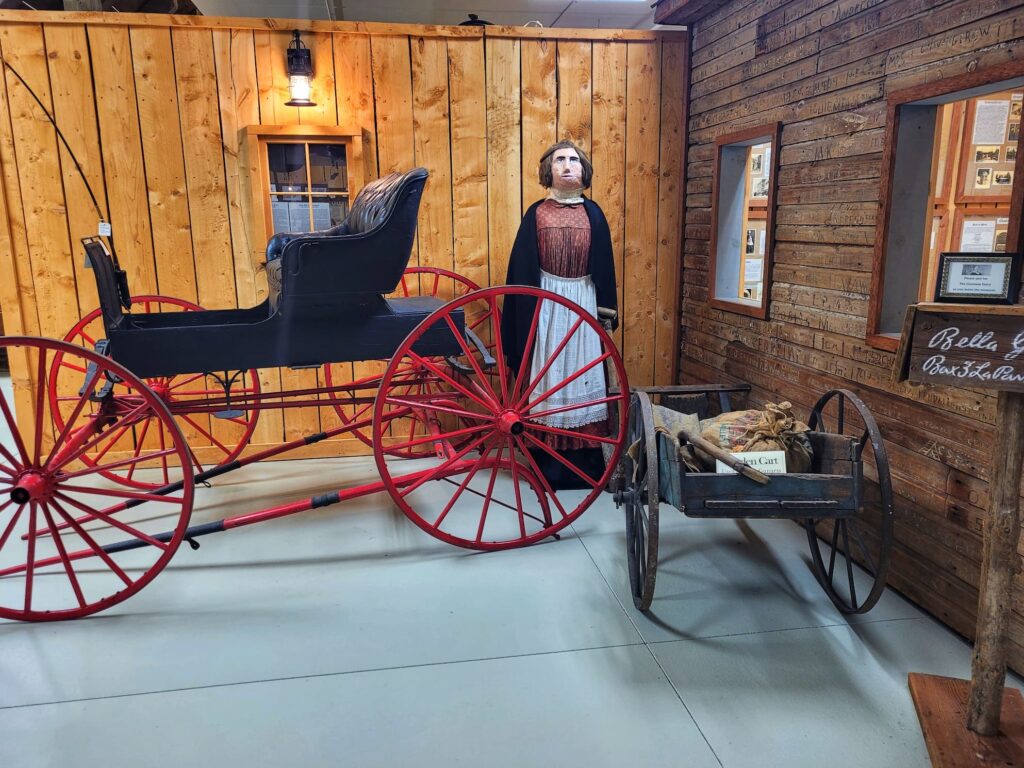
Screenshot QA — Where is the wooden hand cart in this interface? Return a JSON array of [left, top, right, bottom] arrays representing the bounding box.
[[0, 168, 630, 621], [615, 385, 895, 614]]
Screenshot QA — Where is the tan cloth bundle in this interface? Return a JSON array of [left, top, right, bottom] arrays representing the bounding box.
[[741, 401, 813, 473], [689, 402, 814, 473]]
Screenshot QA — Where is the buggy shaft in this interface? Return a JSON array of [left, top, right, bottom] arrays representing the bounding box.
[[98, 460, 473, 555]]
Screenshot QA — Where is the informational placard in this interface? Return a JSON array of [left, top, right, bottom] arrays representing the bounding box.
[[961, 219, 997, 251], [973, 100, 1011, 145], [715, 450, 787, 475], [744, 258, 763, 283], [943, 259, 1009, 296], [906, 310, 1024, 392]]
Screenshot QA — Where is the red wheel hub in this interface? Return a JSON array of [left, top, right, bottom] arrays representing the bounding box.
[[10, 470, 52, 505], [496, 410, 524, 436], [149, 381, 172, 401]]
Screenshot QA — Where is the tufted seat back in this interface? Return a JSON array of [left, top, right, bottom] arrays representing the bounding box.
[[265, 169, 424, 262], [264, 168, 429, 315]]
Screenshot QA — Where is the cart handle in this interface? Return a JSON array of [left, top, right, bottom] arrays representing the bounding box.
[[677, 424, 771, 485]]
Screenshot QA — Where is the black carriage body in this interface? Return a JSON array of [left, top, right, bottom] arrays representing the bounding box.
[[82, 168, 464, 378]]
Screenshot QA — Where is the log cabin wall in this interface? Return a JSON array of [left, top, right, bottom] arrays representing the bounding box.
[[0, 11, 687, 460], [671, 0, 1024, 669]]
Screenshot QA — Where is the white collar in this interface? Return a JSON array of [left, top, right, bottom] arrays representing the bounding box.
[[547, 188, 585, 205]]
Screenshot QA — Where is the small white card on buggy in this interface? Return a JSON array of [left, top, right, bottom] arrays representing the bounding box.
[[715, 450, 787, 474]]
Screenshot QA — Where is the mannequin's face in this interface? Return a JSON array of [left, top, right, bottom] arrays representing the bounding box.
[[550, 148, 583, 190]]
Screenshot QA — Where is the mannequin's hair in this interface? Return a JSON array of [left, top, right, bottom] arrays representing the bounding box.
[[538, 140, 593, 189]]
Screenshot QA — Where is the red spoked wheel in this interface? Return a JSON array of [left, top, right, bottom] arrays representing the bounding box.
[[324, 267, 496, 458], [50, 296, 260, 489], [372, 285, 629, 550], [0, 336, 194, 621]]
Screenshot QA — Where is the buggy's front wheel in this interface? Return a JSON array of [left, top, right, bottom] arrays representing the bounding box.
[[0, 336, 194, 621]]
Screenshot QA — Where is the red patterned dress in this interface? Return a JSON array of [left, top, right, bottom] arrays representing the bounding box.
[[532, 199, 610, 450]]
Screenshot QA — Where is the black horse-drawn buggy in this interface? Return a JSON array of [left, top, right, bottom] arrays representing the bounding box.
[[0, 168, 892, 622]]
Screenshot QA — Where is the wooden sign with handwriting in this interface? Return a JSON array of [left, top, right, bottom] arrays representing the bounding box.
[[905, 310, 1024, 391]]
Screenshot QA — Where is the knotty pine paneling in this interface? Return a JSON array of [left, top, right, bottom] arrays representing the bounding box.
[[0, 12, 687, 459]]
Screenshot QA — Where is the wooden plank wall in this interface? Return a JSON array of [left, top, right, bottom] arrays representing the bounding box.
[[0, 12, 687, 459], [680, 0, 1024, 669]]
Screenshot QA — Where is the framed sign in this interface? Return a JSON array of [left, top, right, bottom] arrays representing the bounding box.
[[895, 305, 1024, 392], [934, 252, 1020, 304]]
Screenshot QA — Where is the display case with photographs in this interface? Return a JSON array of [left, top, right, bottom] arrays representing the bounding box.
[[920, 87, 1021, 303], [740, 213, 767, 303], [957, 90, 1022, 204], [748, 144, 770, 207], [952, 208, 1010, 253]]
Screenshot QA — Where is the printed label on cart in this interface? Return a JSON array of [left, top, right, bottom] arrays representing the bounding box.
[[715, 451, 787, 474]]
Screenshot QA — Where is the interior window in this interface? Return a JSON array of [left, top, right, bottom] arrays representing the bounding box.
[[266, 140, 350, 234], [709, 125, 780, 319], [872, 78, 1023, 347]]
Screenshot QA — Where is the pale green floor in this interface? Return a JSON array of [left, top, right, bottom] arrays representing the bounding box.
[[0, 373, 1018, 768]]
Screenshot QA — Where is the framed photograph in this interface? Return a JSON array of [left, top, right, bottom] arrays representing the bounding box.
[[751, 176, 769, 197], [975, 167, 992, 188], [1014, 101, 1023, 119], [1008, 146, 1018, 162], [750, 153, 763, 174], [1011, 122, 1020, 142], [976, 146, 1001, 162], [935, 252, 1021, 304], [995, 170, 1014, 186]]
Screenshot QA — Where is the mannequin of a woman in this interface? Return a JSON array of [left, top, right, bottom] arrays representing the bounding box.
[[500, 140, 618, 489]]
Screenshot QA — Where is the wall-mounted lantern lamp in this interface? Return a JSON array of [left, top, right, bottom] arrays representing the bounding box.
[[286, 30, 316, 107]]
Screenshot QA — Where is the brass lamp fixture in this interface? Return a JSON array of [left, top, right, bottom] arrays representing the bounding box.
[[285, 30, 316, 107]]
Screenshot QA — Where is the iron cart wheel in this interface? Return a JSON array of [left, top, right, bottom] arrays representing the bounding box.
[[323, 266, 496, 458], [372, 285, 630, 550], [51, 296, 260, 490], [620, 390, 660, 611], [805, 388, 894, 614], [0, 337, 194, 621]]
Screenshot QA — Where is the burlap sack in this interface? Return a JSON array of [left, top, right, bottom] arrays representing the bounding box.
[[693, 409, 763, 468], [741, 401, 813, 473]]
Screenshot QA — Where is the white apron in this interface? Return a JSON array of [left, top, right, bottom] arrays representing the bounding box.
[[528, 270, 608, 429]]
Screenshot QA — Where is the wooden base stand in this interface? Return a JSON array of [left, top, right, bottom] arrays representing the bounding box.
[[909, 673, 1024, 767]]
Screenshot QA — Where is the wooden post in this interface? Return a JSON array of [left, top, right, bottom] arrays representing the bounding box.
[[967, 389, 1024, 735], [898, 305, 1024, 763]]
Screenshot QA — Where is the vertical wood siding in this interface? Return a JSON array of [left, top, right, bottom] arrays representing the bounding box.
[[681, 0, 1024, 670], [0, 14, 687, 460]]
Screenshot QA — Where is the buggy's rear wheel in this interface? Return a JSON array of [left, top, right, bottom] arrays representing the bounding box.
[[373, 285, 629, 550], [323, 267, 495, 458], [620, 390, 660, 611], [0, 336, 194, 621], [805, 389, 894, 614], [51, 296, 259, 490]]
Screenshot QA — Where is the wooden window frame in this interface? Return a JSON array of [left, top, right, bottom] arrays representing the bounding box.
[[869, 62, 1024, 352], [241, 125, 368, 250], [708, 122, 782, 320]]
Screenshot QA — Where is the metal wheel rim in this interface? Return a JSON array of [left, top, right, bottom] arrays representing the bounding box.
[[1, 336, 194, 621], [624, 390, 660, 611], [323, 267, 488, 457], [372, 284, 629, 550], [50, 296, 259, 489], [805, 388, 894, 614]]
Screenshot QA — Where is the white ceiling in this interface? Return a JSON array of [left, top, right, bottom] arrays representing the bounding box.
[[195, 0, 659, 30]]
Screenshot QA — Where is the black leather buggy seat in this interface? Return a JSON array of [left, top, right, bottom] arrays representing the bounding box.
[[84, 167, 464, 379]]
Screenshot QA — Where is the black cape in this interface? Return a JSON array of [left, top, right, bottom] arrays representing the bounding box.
[[500, 198, 618, 374]]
